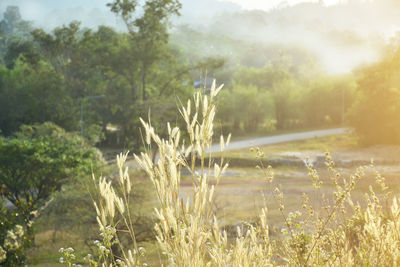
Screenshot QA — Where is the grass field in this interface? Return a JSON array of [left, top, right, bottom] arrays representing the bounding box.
[[27, 132, 400, 266], [213, 132, 359, 159]]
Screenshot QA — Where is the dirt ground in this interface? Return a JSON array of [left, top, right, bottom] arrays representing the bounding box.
[[180, 143, 400, 228]]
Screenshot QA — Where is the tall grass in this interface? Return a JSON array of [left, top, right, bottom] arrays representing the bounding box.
[[60, 81, 400, 266]]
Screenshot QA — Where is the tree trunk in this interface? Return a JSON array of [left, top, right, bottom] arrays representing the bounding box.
[[233, 118, 240, 132], [129, 76, 137, 100], [141, 62, 147, 101]]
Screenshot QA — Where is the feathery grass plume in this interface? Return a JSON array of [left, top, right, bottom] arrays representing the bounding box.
[[135, 80, 227, 266], [60, 152, 144, 267], [134, 80, 274, 266]]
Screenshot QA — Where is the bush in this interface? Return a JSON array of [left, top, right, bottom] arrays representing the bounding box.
[[0, 199, 31, 266]]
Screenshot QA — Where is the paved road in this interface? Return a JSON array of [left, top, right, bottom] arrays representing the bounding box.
[[210, 128, 351, 153]]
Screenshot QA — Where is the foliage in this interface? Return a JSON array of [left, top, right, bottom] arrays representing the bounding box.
[[0, 4, 227, 148], [4, 39, 39, 69], [218, 63, 353, 133], [216, 58, 358, 133], [217, 83, 274, 133], [0, 122, 103, 259], [349, 46, 400, 144], [302, 75, 355, 127], [0, 6, 32, 37], [0, 6, 33, 60], [0, 122, 103, 212], [107, 0, 181, 101], [220, 65, 298, 132], [0, 199, 31, 266], [0, 60, 76, 135], [0, 2, 358, 148], [271, 78, 301, 130], [0, 122, 103, 264]]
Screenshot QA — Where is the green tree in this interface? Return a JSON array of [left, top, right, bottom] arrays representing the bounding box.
[[218, 84, 274, 133], [0, 6, 22, 35], [4, 39, 39, 69], [0, 3, 223, 148], [0, 123, 103, 265], [233, 65, 299, 130], [301, 75, 355, 127], [0, 6, 33, 60], [349, 46, 400, 144], [108, 0, 181, 100], [31, 21, 81, 93], [0, 122, 103, 229], [0, 60, 76, 135], [70, 17, 221, 147], [271, 78, 301, 130]]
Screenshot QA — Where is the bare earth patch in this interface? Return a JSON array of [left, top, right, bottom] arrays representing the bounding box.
[[181, 138, 400, 227]]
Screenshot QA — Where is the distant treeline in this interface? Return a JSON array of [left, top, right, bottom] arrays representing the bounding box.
[[0, 3, 399, 147]]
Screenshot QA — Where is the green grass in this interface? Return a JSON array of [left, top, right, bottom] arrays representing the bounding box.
[[215, 133, 358, 159], [216, 125, 346, 142], [28, 229, 92, 266], [26, 166, 157, 266]]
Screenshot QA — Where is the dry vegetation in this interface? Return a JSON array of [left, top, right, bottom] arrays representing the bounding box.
[[54, 83, 400, 266]]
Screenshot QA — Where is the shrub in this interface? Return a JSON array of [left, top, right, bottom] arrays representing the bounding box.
[[0, 199, 31, 266]]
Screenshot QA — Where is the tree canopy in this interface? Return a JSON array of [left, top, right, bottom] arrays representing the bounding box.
[[0, 122, 103, 218], [350, 46, 400, 144]]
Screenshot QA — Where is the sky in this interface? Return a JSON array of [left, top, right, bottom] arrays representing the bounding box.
[[0, 0, 344, 30], [222, 0, 342, 10], [0, 0, 345, 19]]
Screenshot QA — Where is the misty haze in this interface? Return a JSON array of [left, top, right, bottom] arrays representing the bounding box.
[[2, 0, 400, 266], [2, 0, 399, 73]]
